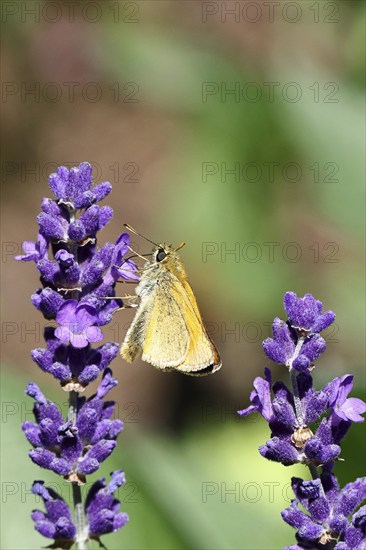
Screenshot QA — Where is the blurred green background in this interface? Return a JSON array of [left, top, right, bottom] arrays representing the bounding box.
[[1, 1, 365, 549]]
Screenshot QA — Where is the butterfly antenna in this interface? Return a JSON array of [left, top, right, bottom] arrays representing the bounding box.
[[175, 242, 186, 252], [126, 244, 151, 262], [124, 223, 158, 247]]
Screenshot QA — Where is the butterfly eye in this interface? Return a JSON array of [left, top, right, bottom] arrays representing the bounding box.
[[156, 248, 167, 262]]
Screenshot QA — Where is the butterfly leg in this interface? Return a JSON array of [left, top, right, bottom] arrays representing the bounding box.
[[115, 295, 139, 311], [99, 295, 139, 310]]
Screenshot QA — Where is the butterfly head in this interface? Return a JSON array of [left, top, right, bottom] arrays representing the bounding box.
[[153, 245, 169, 263], [151, 243, 186, 277]]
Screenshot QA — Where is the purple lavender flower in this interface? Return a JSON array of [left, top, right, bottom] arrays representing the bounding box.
[[104, 233, 140, 284], [31, 473, 128, 548], [238, 367, 359, 467], [17, 162, 137, 547], [283, 473, 366, 549], [238, 291, 366, 548], [238, 367, 273, 421], [15, 234, 48, 262], [55, 301, 104, 349], [23, 371, 123, 484]]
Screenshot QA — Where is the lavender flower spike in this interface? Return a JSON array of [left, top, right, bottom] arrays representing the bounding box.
[[16, 163, 136, 548], [238, 291, 366, 548], [23, 371, 123, 484]]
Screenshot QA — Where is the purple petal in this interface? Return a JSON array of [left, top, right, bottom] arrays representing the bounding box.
[[52, 357, 73, 381], [78, 162, 93, 187], [33, 518, 57, 539], [338, 478, 366, 516], [85, 470, 128, 536], [352, 505, 366, 530], [39, 418, 59, 447], [96, 369, 118, 399], [49, 167, 68, 199], [54, 326, 73, 345], [304, 388, 328, 424], [272, 318, 295, 356], [312, 310, 336, 332], [69, 332, 90, 349], [26, 382, 47, 404], [97, 343, 119, 370], [15, 241, 38, 261], [59, 426, 82, 463], [41, 198, 63, 217], [23, 422, 41, 446], [79, 206, 100, 236], [91, 182, 112, 203], [300, 335, 326, 362], [77, 456, 100, 475], [298, 521, 324, 541], [272, 396, 297, 427], [31, 287, 64, 319], [115, 233, 130, 255], [98, 206, 113, 230], [237, 404, 257, 417], [112, 513, 129, 531], [304, 437, 341, 463], [77, 407, 98, 442], [74, 305, 98, 331], [78, 440, 116, 475], [252, 373, 273, 421], [29, 448, 70, 475], [113, 258, 140, 282], [56, 300, 78, 325], [333, 375, 354, 406], [259, 436, 299, 465], [262, 339, 287, 365], [53, 516, 77, 540], [84, 326, 104, 345], [107, 470, 126, 493], [78, 365, 101, 385], [38, 212, 68, 242], [281, 501, 312, 529], [80, 259, 105, 287], [337, 398, 366, 423], [36, 259, 59, 283], [263, 318, 295, 364]]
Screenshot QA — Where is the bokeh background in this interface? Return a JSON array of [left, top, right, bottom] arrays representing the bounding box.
[[1, 1, 365, 548]]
